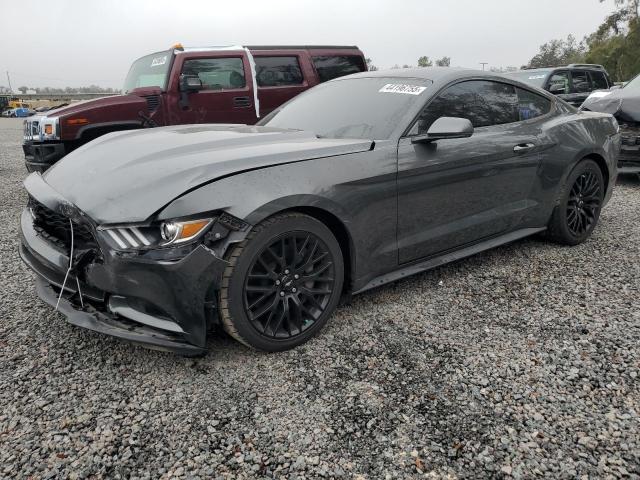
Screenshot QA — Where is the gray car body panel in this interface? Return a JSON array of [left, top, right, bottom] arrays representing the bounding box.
[[20, 68, 620, 352], [42, 124, 373, 224]]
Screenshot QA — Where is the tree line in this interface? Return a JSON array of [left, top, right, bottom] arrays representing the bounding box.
[[366, 1, 639, 82], [527, 0, 638, 81]]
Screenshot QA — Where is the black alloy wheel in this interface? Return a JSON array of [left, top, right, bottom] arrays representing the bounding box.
[[547, 159, 604, 245], [566, 170, 601, 237], [244, 232, 335, 339], [219, 212, 344, 351]]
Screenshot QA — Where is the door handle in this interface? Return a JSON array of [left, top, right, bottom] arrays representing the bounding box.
[[513, 143, 536, 153]]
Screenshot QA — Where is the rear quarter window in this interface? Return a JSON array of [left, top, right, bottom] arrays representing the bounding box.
[[571, 71, 592, 93], [417, 80, 519, 132], [589, 71, 609, 90], [255, 56, 304, 87], [516, 88, 552, 120], [312, 55, 366, 82]]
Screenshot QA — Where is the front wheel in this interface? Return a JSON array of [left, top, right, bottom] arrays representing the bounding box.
[[546, 159, 604, 245], [219, 212, 344, 351]]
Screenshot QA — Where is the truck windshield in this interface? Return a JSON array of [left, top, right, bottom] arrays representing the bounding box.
[[507, 70, 551, 88], [260, 77, 432, 140], [123, 51, 172, 93]]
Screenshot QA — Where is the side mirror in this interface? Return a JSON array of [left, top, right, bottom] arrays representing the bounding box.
[[180, 74, 203, 92], [411, 117, 474, 144]]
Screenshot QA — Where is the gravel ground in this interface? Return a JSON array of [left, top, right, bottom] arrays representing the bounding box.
[[0, 116, 639, 479]]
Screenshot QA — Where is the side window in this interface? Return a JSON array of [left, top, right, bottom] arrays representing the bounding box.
[[312, 56, 366, 82], [548, 71, 570, 94], [516, 87, 552, 120], [589, 71, 609, 90], [416, 80, 518, 133], [255, 56, 304, 87], [181, 57, 246, 90], [571, 71, 591, 93]]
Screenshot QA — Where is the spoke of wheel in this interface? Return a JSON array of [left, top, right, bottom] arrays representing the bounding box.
[[249, 272, 272, 280], [267, 300, 287, 336], [248, 290, 276, 310], [250, 295, 280, 321], [302, 262, 332, 281], [299, 240, 319, 271], [256, 257, 277, 279], [283, 298, 292, 337], [266, 246, 284, 271], [296, 235, 310, 266], [262, 300, 280, 334], [280, 237, 287, 268], [300, 289, 324, 310], [298, 299, 316, 319], [290, 296, 304, 334], [568, 214, 579, 233], [302, 287, 332, 295], [246, 285, 276, 293]]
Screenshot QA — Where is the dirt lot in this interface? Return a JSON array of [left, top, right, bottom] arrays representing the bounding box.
[[0, 117, 638, 479]]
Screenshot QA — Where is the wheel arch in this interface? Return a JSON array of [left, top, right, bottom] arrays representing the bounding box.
[[75, 122, 143, 142], [581, 152, 610, 196], [247, 204, 356, 295]]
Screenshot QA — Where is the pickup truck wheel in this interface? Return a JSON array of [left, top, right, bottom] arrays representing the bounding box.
[[219, 212, 344, 351], [546, 159, 604, 245]]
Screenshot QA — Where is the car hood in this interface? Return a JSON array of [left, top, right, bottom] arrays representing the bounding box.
[[43, 94, 143, 117], [582, 87, 640, 123], [42, 124, 373, 224]]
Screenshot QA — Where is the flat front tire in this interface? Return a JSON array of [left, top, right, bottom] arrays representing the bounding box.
[[219, 212, 344, 351]]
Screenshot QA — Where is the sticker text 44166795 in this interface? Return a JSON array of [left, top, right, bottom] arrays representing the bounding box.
[[379, 84, 427, 95]]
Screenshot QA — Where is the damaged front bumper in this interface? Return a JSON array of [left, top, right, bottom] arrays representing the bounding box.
[[19, 175, 229, 355], [618, 124, 640, 174], [618, 147, 640, 174]]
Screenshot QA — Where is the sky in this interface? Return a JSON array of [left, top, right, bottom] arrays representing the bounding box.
[[1, 0, 618, 90]]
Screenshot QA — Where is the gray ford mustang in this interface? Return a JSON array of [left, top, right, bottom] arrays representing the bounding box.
[[20, 68, 620, 355]]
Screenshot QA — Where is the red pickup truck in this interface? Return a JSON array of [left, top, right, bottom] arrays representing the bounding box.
[[23, 44, 366, 172]]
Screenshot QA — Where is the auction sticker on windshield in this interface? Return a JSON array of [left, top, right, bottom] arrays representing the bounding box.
[[151, 56, 168, 67], [379, 84, 427, 95]]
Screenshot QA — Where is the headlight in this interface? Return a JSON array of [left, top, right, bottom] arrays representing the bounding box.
[[100, 218, 213, 250], [40, 116, 60, 140], [160, 219, 212, 244]]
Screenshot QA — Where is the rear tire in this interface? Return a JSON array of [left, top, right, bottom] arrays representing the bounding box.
[[546, 159, 604, 245], [219, 212, 344, 351]]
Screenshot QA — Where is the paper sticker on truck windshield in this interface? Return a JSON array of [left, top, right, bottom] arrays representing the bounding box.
[[151, 56, 167, 67], [379, 84, 427, 95]]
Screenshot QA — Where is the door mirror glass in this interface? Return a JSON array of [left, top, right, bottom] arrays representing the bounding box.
[[180, 74, 203, 92], [411, 116, 474, 143]]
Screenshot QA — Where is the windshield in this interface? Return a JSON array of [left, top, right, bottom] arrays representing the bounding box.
[[507, 70, 551, 87], [123, 50, 172, 93], [623, 74, 640, 90], [259, 77, 432, 140]]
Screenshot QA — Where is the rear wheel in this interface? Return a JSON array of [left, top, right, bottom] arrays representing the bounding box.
[[219, 212, 344, 351], [546, 159, 604, 245]]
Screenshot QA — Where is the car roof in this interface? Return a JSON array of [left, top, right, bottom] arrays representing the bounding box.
[[336, 67, 541, 88], [344, 67, 486, 82], [335, 67, 558, 102], [514, 66, 606, 73]]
